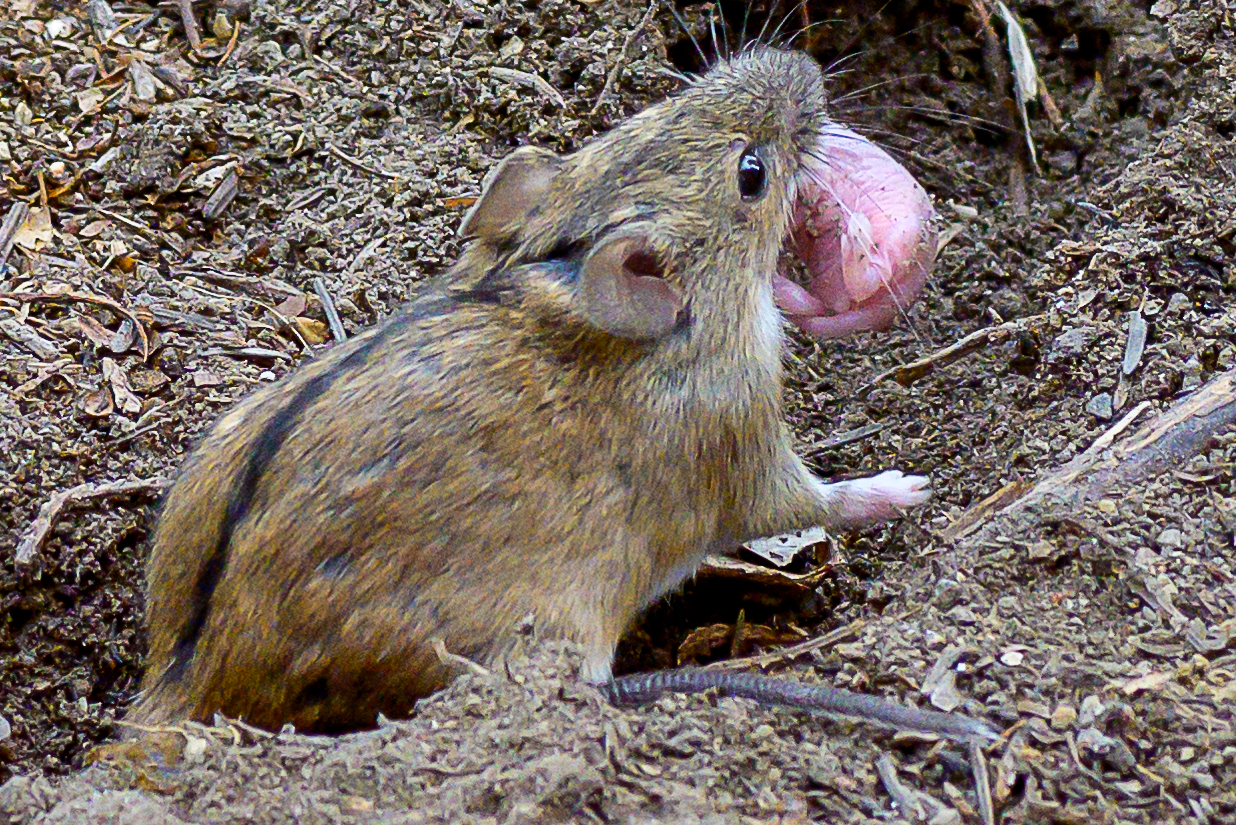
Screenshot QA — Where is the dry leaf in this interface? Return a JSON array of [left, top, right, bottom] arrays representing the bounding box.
[[274, 293, 307, 318], [81, 386, 114, 418], [73, 315, 115, 348], [76, 87, 107, 114], [191, 369, 222, 387], [1119, 671, 1174, 695], [108, 319, 137, 354], [77, 217, 109, 237], [13, 206, 55, 251], [293, 316, 329, 344], [746, 526, 831, 568], [0, 318, 59, 359], [128, 368, 169, 395], [102, 357, 142, 414], [677, 624, 733, 664], [128, 59, 158, 101]]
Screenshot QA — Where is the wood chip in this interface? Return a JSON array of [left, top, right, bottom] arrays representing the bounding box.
[[202, 166, 240, 220], [0, 318, 59, 359]]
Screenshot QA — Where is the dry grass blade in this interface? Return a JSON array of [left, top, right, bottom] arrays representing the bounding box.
[[996, 1, 1040, 172], [704, 618, 866, 672], [313, 277, 347, 343], [486, 67, 566, 108], [0, 200, 29, 266]]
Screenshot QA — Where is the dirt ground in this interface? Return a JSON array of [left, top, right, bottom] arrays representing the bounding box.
[[0, 0, 1234, 821]]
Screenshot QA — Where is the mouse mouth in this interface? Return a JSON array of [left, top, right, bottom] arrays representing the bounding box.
[[774, 124, 938, 340]]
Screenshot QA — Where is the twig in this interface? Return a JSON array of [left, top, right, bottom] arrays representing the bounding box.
[[218, 19, 242, 66], [0, 289, 152, 361], [486, 67, 566, 108], [1090, 400, 1151, 452], [16, 477, 167, 565], [0, 201, 29, 267], [970, 742, 996, 825], [876, 754, 925, 821], [201, 346, 294, 363], [815, 421, 884, 450], [705, 618, 866, 673], [90, 205, 183, 256], [953, 366, 1236, 552], [590, 0, 659, 115], [343, 235, 387, 280], [312, 277, 347, 343], [856, 315, 1046, 398], [176, 0, 203, 53], [324, 143, 398, 180]]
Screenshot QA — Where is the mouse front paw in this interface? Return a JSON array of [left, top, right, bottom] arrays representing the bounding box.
[[821, 469, 932, 529], [865, 470, 931, 509]]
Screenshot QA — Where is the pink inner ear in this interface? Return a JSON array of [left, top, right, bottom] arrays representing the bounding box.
[[624, 249, 664, 279]]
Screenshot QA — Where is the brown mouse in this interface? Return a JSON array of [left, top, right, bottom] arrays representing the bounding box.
[[129, 47, 992, 741]]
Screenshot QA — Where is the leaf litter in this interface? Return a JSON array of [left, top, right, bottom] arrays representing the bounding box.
[[0, 0, 1234, 822]]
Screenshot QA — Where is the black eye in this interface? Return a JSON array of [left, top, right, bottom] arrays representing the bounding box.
[[737, 149, 766, 201]]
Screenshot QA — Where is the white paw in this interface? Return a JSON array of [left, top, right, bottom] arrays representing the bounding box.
[[863, 470, 932, 510]]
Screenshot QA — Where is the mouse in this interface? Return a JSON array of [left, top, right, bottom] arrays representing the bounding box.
[[127, 46, 994, 743]]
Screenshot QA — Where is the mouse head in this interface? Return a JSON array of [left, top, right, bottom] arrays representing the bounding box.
[[455, 47, 931, 356]]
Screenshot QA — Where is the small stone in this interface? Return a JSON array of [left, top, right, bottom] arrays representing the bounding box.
[[945, 605, 978, 626], [1166, 292, 1190, 313], [1180, 746, 1195, 762], [1149, 0, 1176, 17], [1086, 392, 1113, 420], [259, 370, 277, 381], [1078, 695, 1106, 727], [751, 724, 775, 742], [0, 716, 10, 740], [1000, 650, 1025, 667], [1051, 327, 1093, 359], [1050, 704, 1077, 730], [1156, 528, 1183, 549]]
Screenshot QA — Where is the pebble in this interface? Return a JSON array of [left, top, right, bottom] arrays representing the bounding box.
[[1050, 704, 1077, 730], [1156, 528, 1183, 549], [945, 605, 978, 626], [1078, 694, 1105, 727], [1086, 392, 1113, 420]]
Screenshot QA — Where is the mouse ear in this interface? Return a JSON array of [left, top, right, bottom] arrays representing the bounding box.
[[458, 146, 563, 240], [579, 225, 685, 341]]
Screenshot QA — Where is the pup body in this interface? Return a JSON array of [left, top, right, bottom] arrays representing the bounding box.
[[133, 48, 935, 733]]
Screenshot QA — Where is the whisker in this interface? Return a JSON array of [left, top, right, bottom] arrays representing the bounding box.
[[668, 3, 709, 69], [837, 103, 1010, 134]]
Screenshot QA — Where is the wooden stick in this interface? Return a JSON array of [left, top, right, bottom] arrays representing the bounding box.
[[856, 315, 1045, 398], [16, 477, 167, 565], [952, 367, 1236, 551]]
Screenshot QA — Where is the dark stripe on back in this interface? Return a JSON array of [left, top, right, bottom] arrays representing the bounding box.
[[167, 298, 449, 680]]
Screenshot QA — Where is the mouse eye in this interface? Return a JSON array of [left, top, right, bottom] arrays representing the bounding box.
[[737, 148, 767, 201]]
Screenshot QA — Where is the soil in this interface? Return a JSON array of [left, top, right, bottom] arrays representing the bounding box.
[[0, 0, 1234, 822]]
